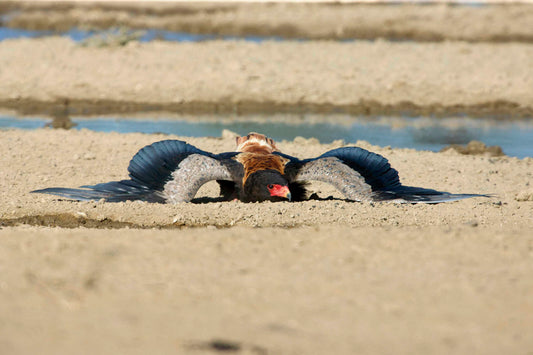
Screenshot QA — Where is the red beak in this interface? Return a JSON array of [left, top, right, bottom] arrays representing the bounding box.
[[268, 184, 292, 201]]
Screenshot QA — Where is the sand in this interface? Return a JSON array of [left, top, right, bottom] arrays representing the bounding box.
[[1, 37, 533, 118], [2, 129, 533, 228], [1, 225, 532, 355], [1, 2, 533, 354], [1, 129, 533, 354], [1, 3, 533, 117], [4, 1, 533, 43]]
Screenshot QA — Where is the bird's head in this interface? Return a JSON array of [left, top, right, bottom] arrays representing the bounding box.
[[243, 170, 291, 202]]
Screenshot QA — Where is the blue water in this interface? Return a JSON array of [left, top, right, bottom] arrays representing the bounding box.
[[1, 115, 531, 158], [0, 27, 51, 40], [0, 27, 284, 43]]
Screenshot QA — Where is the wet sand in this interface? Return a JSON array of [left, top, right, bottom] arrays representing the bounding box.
[[1, 129, 533, 354], [1, 2, 533, 354]]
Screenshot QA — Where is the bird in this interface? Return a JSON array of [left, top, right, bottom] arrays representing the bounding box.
[[32, 132, 486, 204]]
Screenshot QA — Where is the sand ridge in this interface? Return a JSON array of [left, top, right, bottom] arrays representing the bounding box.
[[2, 2, 533, 117], [1, 38, 533, 118], [4, 2, 533, 43]]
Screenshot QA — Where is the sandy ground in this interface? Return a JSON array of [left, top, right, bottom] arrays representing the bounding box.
[[1, 37, 533, 118], [2, 129, 533, 229], [1, 2, 533, 354], [1, 225, 532, 355], [1, 2, 533, 117], [1, 129, 533, 354], [3, 1, 533, 43]]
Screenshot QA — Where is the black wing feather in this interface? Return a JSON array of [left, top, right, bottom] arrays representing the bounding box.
[[280, 147, 486, 203], [32, 140, 232, 203], [317, 147, 401, 190], [127, 139, 213, 190]]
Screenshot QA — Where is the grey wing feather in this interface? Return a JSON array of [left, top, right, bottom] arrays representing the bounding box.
[[32, 180, 165, 203], [283, 147, 487, 204], [161, 154, 239, 203], [291, 157, 374, 202], [32, 140, 243, 203]]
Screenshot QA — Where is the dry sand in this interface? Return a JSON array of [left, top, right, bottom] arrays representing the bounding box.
[[1, 2, 533, 354], [1, 2, 533, 117], [4, 1, 533, 43], [1, 129, 533, 354], [2, 129, 532, 229], [1, 225, 532, 355], [1, 37, 533, 118]]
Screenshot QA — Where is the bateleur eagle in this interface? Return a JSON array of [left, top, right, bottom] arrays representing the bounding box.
[[32, 133, 485, 204]]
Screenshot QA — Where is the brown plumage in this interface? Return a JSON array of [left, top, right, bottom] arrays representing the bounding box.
[[236, 132, 287, 184], [235, 153, 288, 185], [32, 132, 487, 204], [236, 132, 279, 154], [233, 133, 291, 201], [236, 152, 288, 186]]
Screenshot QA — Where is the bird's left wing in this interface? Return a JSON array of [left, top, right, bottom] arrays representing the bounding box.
[[32, 140, 242, 203], [278, 147, 485, 203], [278, 149, 376, 202]]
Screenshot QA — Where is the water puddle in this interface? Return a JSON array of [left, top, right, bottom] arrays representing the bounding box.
[[2, 113, 532, 158], [0, 26, 284, 43]]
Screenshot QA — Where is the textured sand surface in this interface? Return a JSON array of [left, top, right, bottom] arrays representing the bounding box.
[[1, 129, 533, 354], [1, 38, 533, 117], [1, 225, 532, 355], [2, 129, 532, 228], [1, 2, 533, 354], [2, 1, 533, 117], [4, 1, 533, 43]]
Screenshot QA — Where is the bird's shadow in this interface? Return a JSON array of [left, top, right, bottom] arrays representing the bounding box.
[[190, 196, 231, 204], [42, 194, 349, 205], [190, 193, 347, 204]]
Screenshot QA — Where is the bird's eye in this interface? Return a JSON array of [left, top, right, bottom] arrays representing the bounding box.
[[267, 184, 274, 189]]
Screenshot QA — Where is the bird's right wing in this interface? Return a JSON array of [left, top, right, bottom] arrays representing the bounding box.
[[32, 140, 243, 203]]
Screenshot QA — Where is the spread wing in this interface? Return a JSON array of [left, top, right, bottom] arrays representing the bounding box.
[[278, 147, 485, 203], [32, 140, 243, 203]]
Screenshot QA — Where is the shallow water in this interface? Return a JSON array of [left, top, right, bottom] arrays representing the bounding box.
[[2, 114, 531, 158], [0, 27, 283, 43]]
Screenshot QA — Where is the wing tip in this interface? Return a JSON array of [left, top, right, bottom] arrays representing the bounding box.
[[397, 193, 492, 204], [31, 187, 100, 201]]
